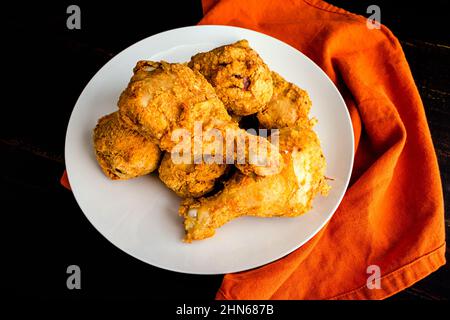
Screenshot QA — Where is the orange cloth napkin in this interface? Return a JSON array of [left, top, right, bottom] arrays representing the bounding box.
[[199, 0, 446, 299], [61, 0, 446, 300], [61, 170, 71, 190]]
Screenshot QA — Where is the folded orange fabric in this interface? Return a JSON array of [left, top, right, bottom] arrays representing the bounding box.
[[199, 0, 446, 299], [61, 170, 71, 190]]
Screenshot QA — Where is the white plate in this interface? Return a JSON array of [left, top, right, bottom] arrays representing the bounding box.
[[65, 25, 354, 274]]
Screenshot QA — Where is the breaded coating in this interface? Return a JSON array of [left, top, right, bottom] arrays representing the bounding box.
[[118, 61, 282, 177], [231, 129, 283, 177], [188, 40, 273, 116], [118, 61, 218, 147], [179, 126, 330, 242], [158, 153, 228, 198], [257, 71, 312, 129], [93, 112, 161, 180]]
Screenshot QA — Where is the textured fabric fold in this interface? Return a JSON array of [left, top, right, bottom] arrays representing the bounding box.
[[199, 0, 445, 300]]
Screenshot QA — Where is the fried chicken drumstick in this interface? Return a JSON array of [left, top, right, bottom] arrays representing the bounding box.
[[179, 126, 330, 242]]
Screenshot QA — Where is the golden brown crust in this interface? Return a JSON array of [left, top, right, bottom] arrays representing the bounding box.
[[158, 153, 228, 198], [179, 126, 329, 242], [93, 48, 329, 242], [257, 71, 312, 129], [117, 60, 282, 177], [93, 111, 161, 180], [188, 40, 273, 116], [118, 61, 218, 146]]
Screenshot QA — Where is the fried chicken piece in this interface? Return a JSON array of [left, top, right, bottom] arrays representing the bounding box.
[[118, 61, 282, 177], [188, 40, 273, 116], [93, 111, 161, 180], [158, 152, 229, 198], [158, 125, 281, 198], [257, 71, 312, 129], [179, 126, 330, 242], [118, 61, 217, 147], [158, 113, 244, 198], [230, 129, 282, 177]]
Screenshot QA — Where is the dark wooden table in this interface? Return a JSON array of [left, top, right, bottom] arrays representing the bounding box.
[[3, 0, 448, 300]]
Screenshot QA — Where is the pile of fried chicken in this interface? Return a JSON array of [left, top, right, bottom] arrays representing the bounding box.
[[93, 40, 330, 242]]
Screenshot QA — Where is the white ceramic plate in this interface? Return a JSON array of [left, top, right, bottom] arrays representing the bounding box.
[[65, 25, 354, 274]]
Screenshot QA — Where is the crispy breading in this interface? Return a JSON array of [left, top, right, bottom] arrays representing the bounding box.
[[257, 71, 312, 129], [118, 61, 218, 147], [179, 126, 329, 242], [188, 40, 273, 116], [158, 153, 229, 198], [93, 111, 161, 180], [118, 60, 282, 177]]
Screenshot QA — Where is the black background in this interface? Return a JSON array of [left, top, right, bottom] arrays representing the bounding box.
[[3, 0, 449, 300]]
